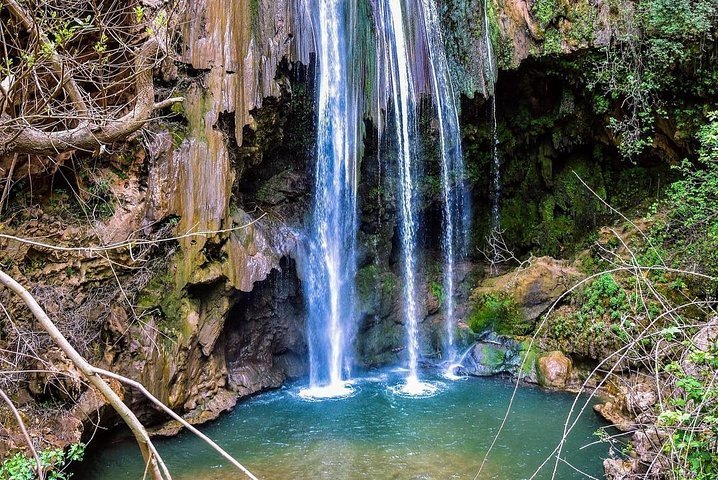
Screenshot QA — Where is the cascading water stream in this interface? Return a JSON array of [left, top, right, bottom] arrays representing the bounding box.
[[301, 0, 361, 399], [386, 0, 422, 393], [483, 0, 500, 234], [302, 0, 492, 397], [420, 0, 469, 369], [374, 0, 437, 396], [489, 95, 501, 233]]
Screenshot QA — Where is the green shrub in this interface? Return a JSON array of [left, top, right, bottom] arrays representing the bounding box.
[[0, 443, 85, 480], [654, 111, 718, 280]]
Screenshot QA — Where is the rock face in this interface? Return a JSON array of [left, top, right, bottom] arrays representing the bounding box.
[[96, 0, 315, 430], [490, 0, 612, 68], [224, 259, 307, 396], [470, 257, 583, 333]]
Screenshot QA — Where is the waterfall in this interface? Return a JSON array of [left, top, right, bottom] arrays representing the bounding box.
[[419, 0, 469, 367], [372, 0, 472, 393], [482, 0, 500, 235], [380, 0, 427, 393], [489, 95, 501, 233], [301, 0, 361, 399], [300, 0, 491, 397]]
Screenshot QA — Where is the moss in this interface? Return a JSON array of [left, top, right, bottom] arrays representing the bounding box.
[[467, 292, 527, 335], [476, 343, 508, 369], [565, 1, 597, 47], [136, 258, 186, 339], [540, 196, 555, 223], [500, 197, 540, 249], [356, 264, 380, 304], [356, 264, 396, 307], [518, 341, 540, 377], [248, 0, 260, 38], [497, 35, 517, 70], [430, 280, 445, 307]]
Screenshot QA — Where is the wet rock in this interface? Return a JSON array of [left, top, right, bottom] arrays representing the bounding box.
[[150, 388, 238, 437], [255, 170, 308, 206], [459, 332, 537, 380], [224, 258, 307, 397]]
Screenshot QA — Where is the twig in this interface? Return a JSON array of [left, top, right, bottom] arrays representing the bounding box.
[[0, 387, 44, 480], [0, 268, 169, 480], [0, 213, 266, 255]]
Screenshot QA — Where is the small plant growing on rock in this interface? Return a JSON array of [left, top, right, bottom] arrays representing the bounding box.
[[0, 443, 85, 480]]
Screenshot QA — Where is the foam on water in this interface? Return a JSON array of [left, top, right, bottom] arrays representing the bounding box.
[[390, 377, 443, 398], [441, 363, 468, 381], [298, 382, 357, 401]]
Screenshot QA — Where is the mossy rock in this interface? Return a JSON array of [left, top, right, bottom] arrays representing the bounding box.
[[536, 350, 573, 388], [355, 264, 397, 318], [467, 292, 530, 335], [469, 257, 584, 336]]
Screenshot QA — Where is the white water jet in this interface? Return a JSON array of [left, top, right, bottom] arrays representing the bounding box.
[[378, 0, 430, 394], [483, 0, 497, 89], [483, 0, 500, 233], [442, 344, 475, 380], [489, 95, 501, 232], [301, 0, 361, 399], [420, 0, 469, 368]]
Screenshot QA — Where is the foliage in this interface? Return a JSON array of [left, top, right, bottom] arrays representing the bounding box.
[[653, 111, 718, 280], [0, 443, 85, 480], [588, 0, 718, 158], [666, 113, 718, 228], [533, 0, 560, 28], [545, 273, 633, 347], [657, 338, 718, 478]]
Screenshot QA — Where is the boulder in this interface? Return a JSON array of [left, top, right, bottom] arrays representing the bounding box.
[[536, 350, 572, 388], [594, 401, 634, 432], [459, 333, 538, 381]]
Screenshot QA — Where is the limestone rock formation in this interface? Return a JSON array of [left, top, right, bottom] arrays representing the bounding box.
[[471, 256, 583, 327]]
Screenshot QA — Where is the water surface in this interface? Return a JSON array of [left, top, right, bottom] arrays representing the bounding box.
[[79, 371, 608, 479]]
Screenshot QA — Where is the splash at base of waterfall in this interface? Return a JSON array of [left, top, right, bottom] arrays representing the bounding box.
[[441, 344, 475, 380], [298, 381, 357, 401], [389, 376, 442, 397], [441, 363, 469, 381]]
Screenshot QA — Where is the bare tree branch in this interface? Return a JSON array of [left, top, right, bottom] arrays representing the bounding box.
[[0, 268, 169, 480], [0, 36, 182, 155]]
